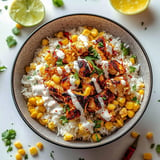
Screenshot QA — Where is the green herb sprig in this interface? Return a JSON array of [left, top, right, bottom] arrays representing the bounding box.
[[1, 129, 16, 152]]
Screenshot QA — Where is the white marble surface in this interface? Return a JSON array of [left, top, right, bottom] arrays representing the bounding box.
[[0, 0, 160, 159]]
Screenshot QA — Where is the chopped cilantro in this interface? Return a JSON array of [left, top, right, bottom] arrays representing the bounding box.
[[6, 35, 17, 48], [45, 64, 49, 68], [85, 58, 103, 75], [129, 66, 136, 73], [7, 146, 12, 152], [56, 44, 60, 49], [85, 56, 99, 61], [27, 76, 31, 80], [131, 55, 136, 59], [4, 5, 8, 10], [12, 27, 21, 35], [102, 97, 107, 100], [1, 129, 16, 152], [60, 116, 68, 125], [98, 42, 104, 47], [150, 143, 155, 149], [88, 46, 99, 59], [156, 144, 160, 153], [56, 59, 63, 66], [121, 43, 129, 56], [24, 154, 28, 160], [50, 150, 55, 160], [132, 84, 136, 91], [52, 0, 64, 7], [94, 120, 101, 128], [95, 134, 100, 142], [63, 104, 70, 113], [132, 96, 140, 104], [0, 66, 7, 72], [73, 71, 79, 80]]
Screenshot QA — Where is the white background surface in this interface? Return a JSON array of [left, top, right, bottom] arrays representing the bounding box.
[[0, 0, 160, 159]]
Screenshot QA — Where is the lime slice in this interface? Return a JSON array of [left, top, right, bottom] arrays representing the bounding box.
[[110, 0, 150, 15], [9, 0, 45, 27]]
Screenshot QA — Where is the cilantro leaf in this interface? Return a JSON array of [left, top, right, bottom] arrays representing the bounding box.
[[73, 71, 79, 80], [0, 66, 7, 72], [88, 46, 99, 59], [12, 27, 21, 36], [94, 120, 101, 128], [98, 42, 104, 47], [132, 84, 136, 91], [60, 116, 68, 125], [52, 0, 64, 7], [156, 144, 160, 153], [6, 36, 17, 48], [121, 43, 129, 56], [129, 66, 136, 73], [56, 59, 63, 66]]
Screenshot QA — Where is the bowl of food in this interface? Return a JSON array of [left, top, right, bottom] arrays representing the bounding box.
[[12, 14, 152, 148]]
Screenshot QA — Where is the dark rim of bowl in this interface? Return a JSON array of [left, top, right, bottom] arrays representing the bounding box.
[[11, 13, 153, 149]]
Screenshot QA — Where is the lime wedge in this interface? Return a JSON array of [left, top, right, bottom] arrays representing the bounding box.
[[9, 0, 45, 27], [110, 0, 150, 15]]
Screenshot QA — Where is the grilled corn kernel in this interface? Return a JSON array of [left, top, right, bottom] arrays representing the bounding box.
[[82, 29, 90, 36], [113, 100, 119, 106], [116, 119, 124, 127], [37, 106, 46, 113], [28, 97, 36, 105], [48, 121, 56, 131], [139, 89, 144, 95], [15, 153, 22, 160], [130, 57, 135, 64], [133, 103, 140, 112], [37, 112, 43, 119], [92, 133, 102, 142], [52, 74, 61, 84], [30, 63, 36, 70], [139, 82, 145, 89], [117, 97, 126, 107], [14, 141, 23, 149], [83, 87, 91, 96], [56, 31, 64, 38], [143, 153, 152, 160], [16, 23, 23, 29], [105, 122, 113, 131], [29, 146, 38, 156], [31, 111, 38, 119], [71, 35, 78, 42], [18, 149, 26, 156], [119, 108, 128, 118], [61, 38, 69, 45], [75, 79, 80, 86], [128, 110, 135, 118], [131, 131, 139, 138], [107, 103, 116, 110], [125, 101, 134, 110], [63, 133, 74, 141], [146, 132, 153, 139], [39, 119, 48, 126], [42, 39, 49, 46], [90, 28, 98, 37], [36, 142, 43, 150], [25, 66, 30, 73]]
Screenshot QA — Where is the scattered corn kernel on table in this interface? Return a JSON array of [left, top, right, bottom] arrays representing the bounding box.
[[0, 0, 160, 159]]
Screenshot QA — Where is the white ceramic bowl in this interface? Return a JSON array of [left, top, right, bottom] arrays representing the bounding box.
[[12, 14, 152, 148]]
